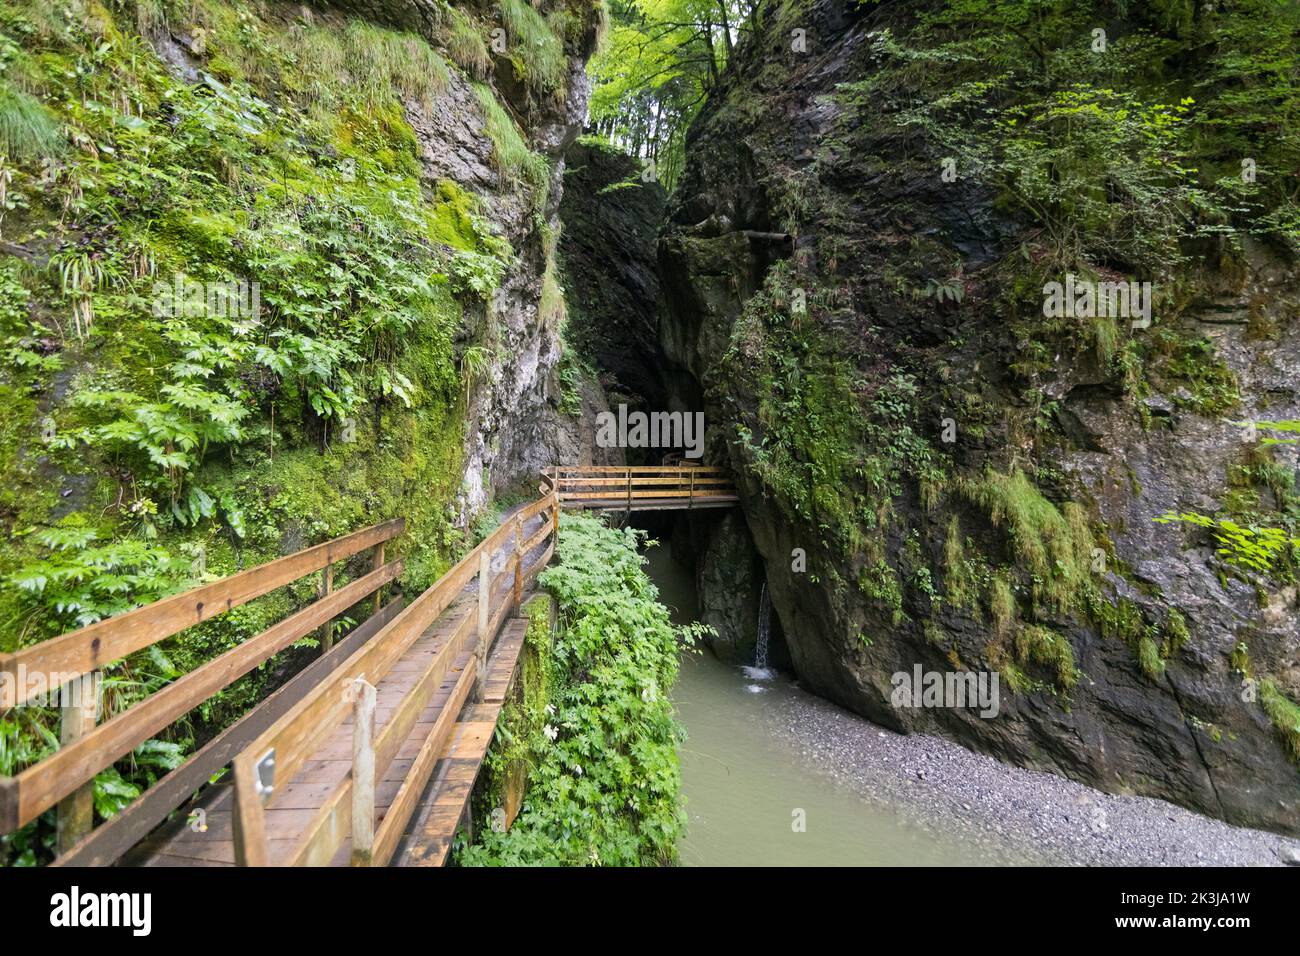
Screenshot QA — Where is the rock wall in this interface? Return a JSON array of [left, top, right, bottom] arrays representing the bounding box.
[[656, 0, 1300, 833]]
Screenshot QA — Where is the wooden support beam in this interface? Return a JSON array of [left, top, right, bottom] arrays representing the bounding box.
[[319, 563, 334, 652], [371, 542, 385, 615]]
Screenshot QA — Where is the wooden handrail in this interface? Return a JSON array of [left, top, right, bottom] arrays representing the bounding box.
[[0, 518, 406, 707], [3, 465, 716, 864], [0, 518, 406, 848]]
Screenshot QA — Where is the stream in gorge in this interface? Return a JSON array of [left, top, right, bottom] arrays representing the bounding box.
[[643, 540, 985, 865], [641, 539, 1300, 867]]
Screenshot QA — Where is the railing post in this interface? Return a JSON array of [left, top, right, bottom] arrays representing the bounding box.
[[371, 541, 385, 616], [626, 467, 632, 513], [56, 670, 100, 855], [475, 549, 491, 700], [350, 677, 377, 866], [319, 561, 334, 652], [513, 514, 523, 611]]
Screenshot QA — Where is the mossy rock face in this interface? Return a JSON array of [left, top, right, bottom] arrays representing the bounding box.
[[658, 0, 1300, 835], [0, 0, 606, 863]]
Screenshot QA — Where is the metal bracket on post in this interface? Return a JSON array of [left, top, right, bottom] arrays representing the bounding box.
[[350, 677, 377, 866], [254, 749, 277, 803]]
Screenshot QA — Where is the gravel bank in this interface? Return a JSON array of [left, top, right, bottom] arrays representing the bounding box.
[[760, 674, 1300, 867]]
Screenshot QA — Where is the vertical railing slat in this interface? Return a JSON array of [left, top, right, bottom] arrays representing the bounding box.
[[475, 550, 491, 700], [55, 670, 99, 855], [350, 678, 377, 866]]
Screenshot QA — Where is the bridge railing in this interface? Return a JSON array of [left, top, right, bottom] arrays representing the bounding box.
[[0, 518, 407, 862], [229, 489, 559, 866], [548, 465, 736, 509]]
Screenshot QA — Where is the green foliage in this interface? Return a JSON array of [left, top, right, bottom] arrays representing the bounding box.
[[1149, 330, 1241, 416], [440, 3, 491, 78], [0, 1, 486, 865], [5, 517, 189, 633], [963, 468, 1094, 613], [0, 81, 63, 162], [1013, 624, 1077, 692], [728, 261, 942, 559], [499, 0, 567, 96], [1155, 511, 1300, 575], [859, 559, 905, 625], [848, 0, 1300, 265], [1137, 634, 1166, 681], [472, 83, 550, 200], [456, 514, 699, 866], [589, 0, 766, 189], [1259, 679, 1300, 764]]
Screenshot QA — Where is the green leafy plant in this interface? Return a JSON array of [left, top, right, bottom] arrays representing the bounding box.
[[456, 514, 701, 866]]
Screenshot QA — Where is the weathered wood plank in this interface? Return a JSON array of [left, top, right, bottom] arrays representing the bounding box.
[[370, 658, 476, 866]]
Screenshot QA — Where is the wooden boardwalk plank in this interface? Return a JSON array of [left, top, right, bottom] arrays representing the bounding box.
[[394, 616, 531, 867]]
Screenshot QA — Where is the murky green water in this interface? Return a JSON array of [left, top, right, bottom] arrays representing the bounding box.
[[644, 542, 960, 866]]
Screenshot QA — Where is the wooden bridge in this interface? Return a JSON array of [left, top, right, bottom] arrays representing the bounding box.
[[0, 465, 736, 867]]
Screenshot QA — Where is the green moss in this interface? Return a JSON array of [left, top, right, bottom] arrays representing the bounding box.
[[1162, 608, 1190, 657], [964, 468, 1095, 613], [1259, 679, 1300, 764], [859, 559, 906, 625], [989, 572, 1018, 637], [942, 516, 981, 613], [1137, 635, 1166, 680], [1014, 624, 1078, 692], [428, 179, 488, 253]]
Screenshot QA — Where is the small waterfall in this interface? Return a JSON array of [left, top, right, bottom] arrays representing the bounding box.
[[755, 583, 772, 670]]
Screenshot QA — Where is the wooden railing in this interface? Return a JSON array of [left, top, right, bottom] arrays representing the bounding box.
[[0, 518, 406, 860], [548, 465, 737, 509], [228, 488, 560, 867], [1, 463, 714, 866]]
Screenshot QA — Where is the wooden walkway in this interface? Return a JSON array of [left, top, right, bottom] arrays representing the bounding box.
[[0, 465, 736, 867], [549, 465, 738, 511]]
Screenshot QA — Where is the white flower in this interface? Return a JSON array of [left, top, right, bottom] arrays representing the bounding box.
[[543, 724, 558, 742]]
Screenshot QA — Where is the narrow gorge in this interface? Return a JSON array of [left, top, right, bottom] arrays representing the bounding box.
[[0, 0, 1297, 874]]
